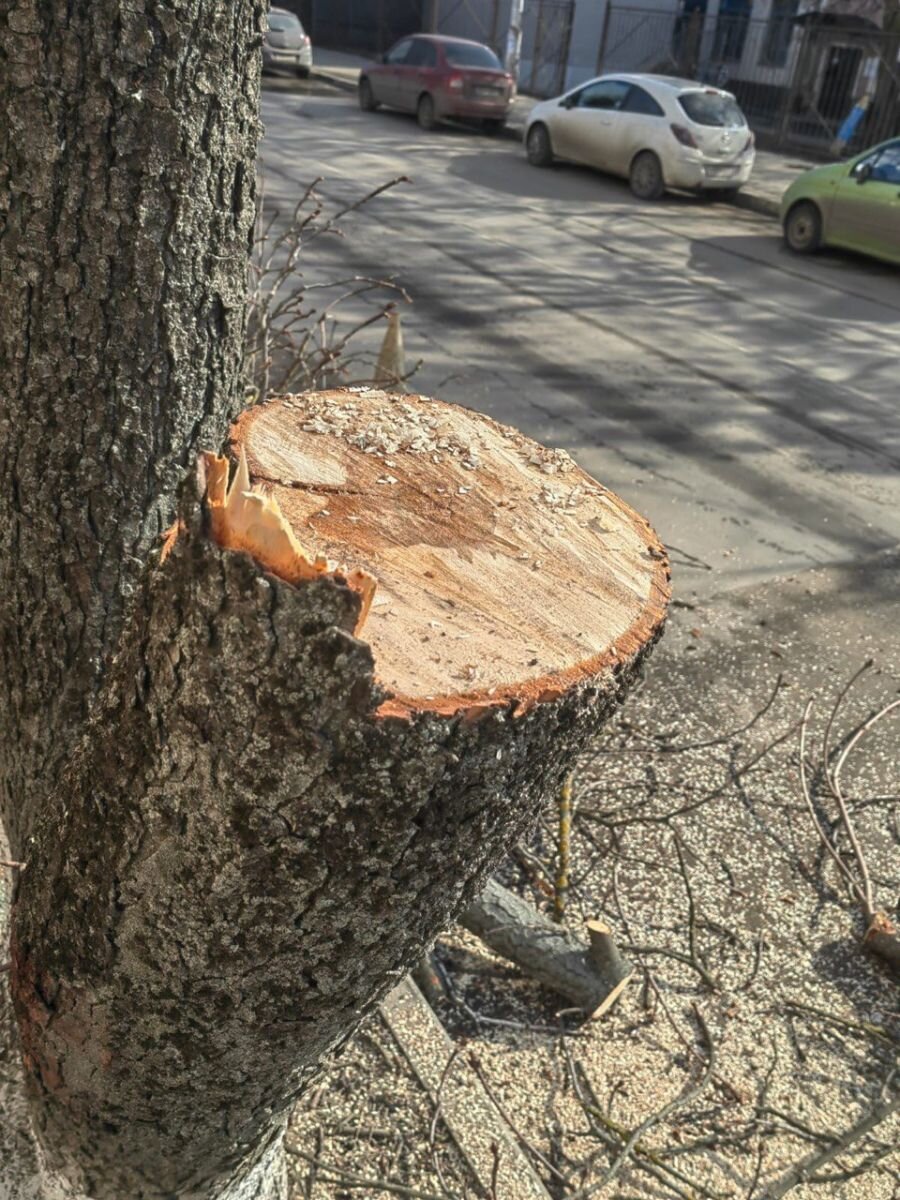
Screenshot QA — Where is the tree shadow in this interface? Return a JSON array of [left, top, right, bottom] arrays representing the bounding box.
[[447, 148, 709, 211]]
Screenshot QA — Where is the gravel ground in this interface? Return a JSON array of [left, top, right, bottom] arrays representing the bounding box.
[[287, 555, 899, 1200]]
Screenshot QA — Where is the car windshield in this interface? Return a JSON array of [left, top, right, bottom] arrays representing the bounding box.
[[678, 91, 745, 128], [443, 42, 503, 70], [268, 13, 301, 32]]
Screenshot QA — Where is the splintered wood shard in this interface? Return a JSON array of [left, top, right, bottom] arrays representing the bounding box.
[[201, 446, 376, 634], [229, 389, 670, 722]]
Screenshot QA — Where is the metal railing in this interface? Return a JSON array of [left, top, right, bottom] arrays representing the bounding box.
[[597, 7, 900, 155]]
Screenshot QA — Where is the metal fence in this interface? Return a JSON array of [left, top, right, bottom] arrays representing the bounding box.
[[597, 7, 900, 154]]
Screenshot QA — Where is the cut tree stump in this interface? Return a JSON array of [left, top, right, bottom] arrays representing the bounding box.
[[460, 878, 634, 1017], [8, 387, 666, 1197]]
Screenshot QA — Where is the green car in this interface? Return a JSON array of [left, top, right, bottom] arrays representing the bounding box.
[[781, 138, 900, 266]]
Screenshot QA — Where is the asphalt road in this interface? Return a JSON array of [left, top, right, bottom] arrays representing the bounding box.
[[260, 81, 900, 602]]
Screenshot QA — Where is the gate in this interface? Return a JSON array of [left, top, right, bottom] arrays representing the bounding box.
[[521, 0, 576, 96]]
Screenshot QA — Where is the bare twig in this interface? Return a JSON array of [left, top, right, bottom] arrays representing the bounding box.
[[673, 830, 717, 989], [247, 175, 416, 401], [582, 718, 802, 828], [617, 673, 786, 756], [764, 1070, 899, 1198], [821, 659, 872, 790], [302, 1126, 322, 1200], [554, 772, 573, 923], [830, 697, 900, 920], [488, 1142, 500, 1200], [593, 1005, 717, 1191], [513, 842, 555, 899], [427, 1046, 462, 1198], [798, 699, 867, 906], [799, 682, 900, 970], [779, 998, 897, 1045], [467, 1053, 568, 1186], [285, 1146, 448, 1200]]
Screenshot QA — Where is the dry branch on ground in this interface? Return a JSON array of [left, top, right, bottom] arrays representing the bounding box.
[[287, 654, 899, 1200]]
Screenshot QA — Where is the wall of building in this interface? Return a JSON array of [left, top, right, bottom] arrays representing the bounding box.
[[433, 0, 512, 54]]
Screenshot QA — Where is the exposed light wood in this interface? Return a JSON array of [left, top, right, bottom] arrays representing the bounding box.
[[231, 389, 669, 717]]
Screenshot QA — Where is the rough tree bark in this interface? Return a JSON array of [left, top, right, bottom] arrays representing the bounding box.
[[0, 0, 263, 851], [0, 6, 669, 1200]]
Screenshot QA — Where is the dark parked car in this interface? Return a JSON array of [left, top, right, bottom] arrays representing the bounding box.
[[263, 7, 312, 77], [359, 35, 513, 132]]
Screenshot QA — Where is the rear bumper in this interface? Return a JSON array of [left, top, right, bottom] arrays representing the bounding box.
[[666, 153, 755, 191], [263, 45, 312, 69], [436, 95, 511, 120]]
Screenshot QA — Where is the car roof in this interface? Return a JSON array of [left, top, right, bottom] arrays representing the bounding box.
[[576, 73, 728, 95], [408, 33, 494, 47], [269, 6, 297, 13], [627, 74, 705, 89]]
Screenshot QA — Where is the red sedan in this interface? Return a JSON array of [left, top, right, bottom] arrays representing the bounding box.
[[359, 35, 513, 133]]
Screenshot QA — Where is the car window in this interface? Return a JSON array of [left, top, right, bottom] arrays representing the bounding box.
[[575, 80, 631, 111], [869, 143, 900, 185], [443, 41, 503, 69], [385, 39, 414, 65], [267, 13, 302, 32], [622, 85, 665, 116], [406, 40, 438, 67], [678, 91, 746, 127]]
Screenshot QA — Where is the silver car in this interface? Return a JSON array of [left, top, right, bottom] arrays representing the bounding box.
[[525, 74, 755, 200], [263, 7, 312, 78]]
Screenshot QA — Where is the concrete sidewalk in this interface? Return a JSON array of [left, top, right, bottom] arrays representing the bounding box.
[[310, 48, 811, 218]]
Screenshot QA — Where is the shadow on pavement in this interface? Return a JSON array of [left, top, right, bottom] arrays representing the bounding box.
[[446, 149, 714, 212], [687, 235, 900, 321]]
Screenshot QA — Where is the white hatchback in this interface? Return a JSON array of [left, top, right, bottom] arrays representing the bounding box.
[[524, 74, 755, 200]]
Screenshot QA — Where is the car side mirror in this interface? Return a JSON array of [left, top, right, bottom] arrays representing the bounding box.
[[855, 162, 873, 184], [560, 96, 575, 109]]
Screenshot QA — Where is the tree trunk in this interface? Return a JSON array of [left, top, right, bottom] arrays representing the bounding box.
[[0, 0, 263, 851], [0, 8, 669, 1199]]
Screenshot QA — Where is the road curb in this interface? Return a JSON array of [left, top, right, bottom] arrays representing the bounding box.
[[312, 67, 779, 220], [311, 67, 358, 94], [725, 190, 780, 218]]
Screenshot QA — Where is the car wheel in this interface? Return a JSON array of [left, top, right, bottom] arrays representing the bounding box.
[[526, 123, 553, 167], [784, 201, 822, 254], [483, 118, 506, 136], [630, 151, 665, 200], [358, 77, 379, 112], [417, 94, 437, 131]]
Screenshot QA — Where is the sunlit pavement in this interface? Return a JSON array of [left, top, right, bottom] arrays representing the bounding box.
[[260, 84, 900, 605]]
